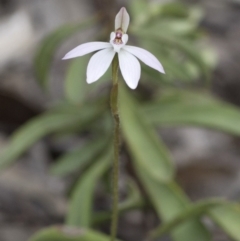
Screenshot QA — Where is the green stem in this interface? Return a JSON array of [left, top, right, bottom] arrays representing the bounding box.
[[110, 55, 120, 241]]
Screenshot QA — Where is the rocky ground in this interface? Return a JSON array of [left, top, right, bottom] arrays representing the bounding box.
[[0, 0, 240, 240]]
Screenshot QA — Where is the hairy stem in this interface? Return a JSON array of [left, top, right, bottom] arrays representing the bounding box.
[[110, 55, 120, 241]]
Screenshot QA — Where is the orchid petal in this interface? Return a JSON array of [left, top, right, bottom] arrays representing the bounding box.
[[118, 50, 141, 89], [87, 48, 115, 84], [122, 34, 128, 45], [115, 7, 130, 33], [123, 45, 165, 73], [62, 42, 112, 60]]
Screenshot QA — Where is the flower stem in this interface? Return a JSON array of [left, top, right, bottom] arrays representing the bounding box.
[[110, 55, 120, 241]]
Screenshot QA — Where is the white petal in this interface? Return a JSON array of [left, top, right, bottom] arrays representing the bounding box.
[[122, 34, 128, 45], [118, 50, 141, 89], [115, 7, 130, 33], [87, 48, 115, 84], [62, 42, 112, 60], [123, 45, 165, 73]]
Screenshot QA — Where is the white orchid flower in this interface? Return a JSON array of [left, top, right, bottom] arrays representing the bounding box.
[[63, 7, 165, 89]]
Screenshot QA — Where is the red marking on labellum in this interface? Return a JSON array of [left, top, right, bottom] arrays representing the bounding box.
[[116, 32, 122, 38], [114, 30, 123, 45]]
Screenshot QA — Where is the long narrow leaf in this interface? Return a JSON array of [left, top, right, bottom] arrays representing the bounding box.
[[0, 102, 104, 169], [144, 89, 240, 135], [35, 17, 96, 89], [66, 148, 112, 227], [65, 55, 111, 104], [29, 226, 122, 241], [209, 204, 240, 241], [136, 166, 212, 241], [65, 56, 91, 104], [132, 30, 210, 81], [50, 137, 109, 177], [119, 85, 174, 182], [149, 199, 223, 239]]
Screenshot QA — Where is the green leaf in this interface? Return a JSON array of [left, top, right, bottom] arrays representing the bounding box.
[[119, 85, 174, 182], [209, 203, 240, 241], [35, 17, 96, 89], [65, 56, 91, 104], [144, 89, 240, 135], [65, 55, 111, 104], [29, 226, 122, 241], [149, 199, 223, 239], [50, 137, 109, 177], [119, 179, 143, 210], [129, 0, 149, 26], [145, 19, 197, 36], [151, 2, 189, 18], [141, 51, 199, 84], [66, 148, 112, 227], [135, 166, 212, 241], [132, 30, 210, 82], [0, 102, 105, 169]]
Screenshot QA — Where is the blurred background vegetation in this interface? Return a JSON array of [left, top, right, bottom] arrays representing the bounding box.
[[0, 0, 240, 241]]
